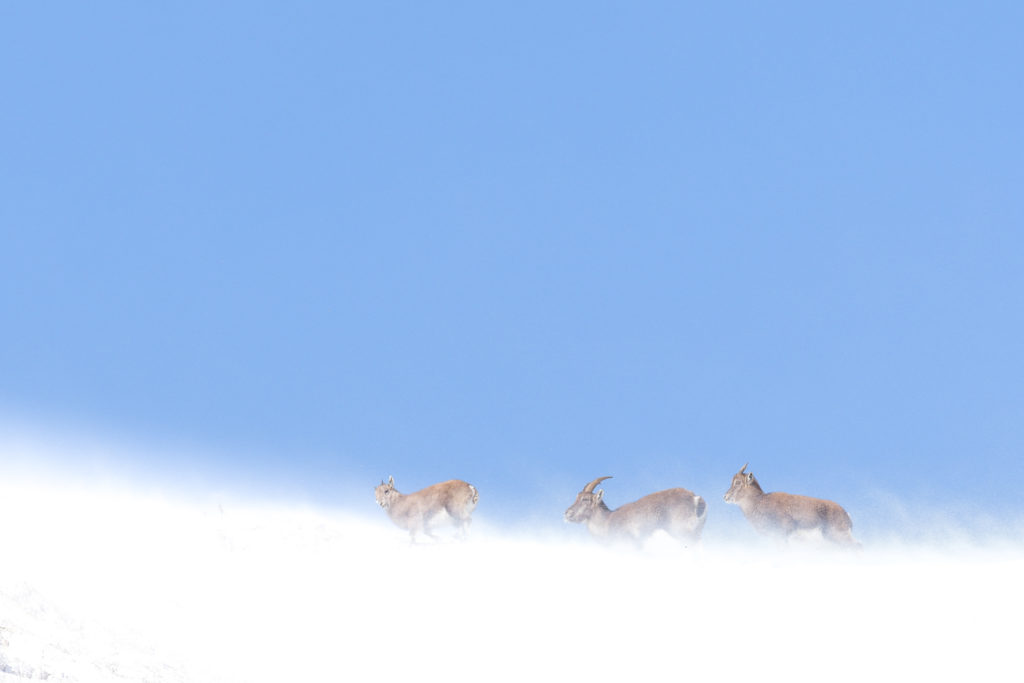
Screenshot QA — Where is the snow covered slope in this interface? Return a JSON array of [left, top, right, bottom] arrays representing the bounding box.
[[0, 477, 1019, 682]]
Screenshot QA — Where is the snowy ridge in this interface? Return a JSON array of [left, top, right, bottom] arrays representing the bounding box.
[[0, 477, 1020, 682]]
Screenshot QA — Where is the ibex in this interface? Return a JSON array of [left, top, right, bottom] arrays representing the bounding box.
[[374, 476, 479, 542], [564, 476, 707, 548], [723, 463, 859, 547]]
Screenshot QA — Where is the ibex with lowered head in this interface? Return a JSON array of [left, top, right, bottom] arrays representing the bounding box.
[[374, 476, 479, 542], [723, 464, 858, 547], [564, 476, 706, 547]]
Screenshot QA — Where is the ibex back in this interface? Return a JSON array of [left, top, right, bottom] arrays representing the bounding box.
[[723, 464, 858, 547], [374, 476, 479, 542], [564, 476, 706, 548]]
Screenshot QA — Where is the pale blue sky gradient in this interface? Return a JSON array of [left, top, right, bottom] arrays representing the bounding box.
[[2, 3, 1023, 534]]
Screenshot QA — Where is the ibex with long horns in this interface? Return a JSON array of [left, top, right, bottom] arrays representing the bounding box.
[[564, 476, 707, 547], [723, 464, 858, 547], [374, 476, 479, 542]]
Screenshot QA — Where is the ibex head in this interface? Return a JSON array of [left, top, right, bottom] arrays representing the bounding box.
[[374, 475, 397, 509], [723, 463, 761, 503], [564, 476, 612, 523]]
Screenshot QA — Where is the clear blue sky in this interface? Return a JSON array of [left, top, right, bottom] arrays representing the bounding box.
[[2, 3, 1022, 529]]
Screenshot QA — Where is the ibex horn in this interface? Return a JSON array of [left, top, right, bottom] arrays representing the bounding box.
[[582, 476, 612, 493], [739, 463, 748, 474]]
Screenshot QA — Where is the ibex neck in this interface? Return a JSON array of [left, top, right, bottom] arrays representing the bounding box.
[[585, 501, 614, 534], [383, 490, 406, 514], [735, 487, 767, 515]]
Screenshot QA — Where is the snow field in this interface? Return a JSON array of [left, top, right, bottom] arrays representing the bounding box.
[[0, 477, 1019, 682]]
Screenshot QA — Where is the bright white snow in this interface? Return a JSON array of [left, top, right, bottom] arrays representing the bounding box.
[[0, 472, 1019, 682]]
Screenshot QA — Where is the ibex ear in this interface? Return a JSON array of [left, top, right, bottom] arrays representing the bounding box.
[[595, 489, 604, 502], [388, 476, 395, 487], [746, 473, 754, 483]]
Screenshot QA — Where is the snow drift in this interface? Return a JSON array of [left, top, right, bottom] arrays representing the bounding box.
[[0, 471, 1019, 683]]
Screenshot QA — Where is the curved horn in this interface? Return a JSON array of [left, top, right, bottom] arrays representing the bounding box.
[[582, 476, 612, 493], [738, 463, 748, 474]]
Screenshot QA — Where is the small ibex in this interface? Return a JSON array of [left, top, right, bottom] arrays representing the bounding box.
[[723, 463, 859, 547], [374, 476, 479, 542], [564, 476, 707, 548]]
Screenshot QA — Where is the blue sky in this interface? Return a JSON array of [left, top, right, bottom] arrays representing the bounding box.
[[2, 3, 1023, 531]]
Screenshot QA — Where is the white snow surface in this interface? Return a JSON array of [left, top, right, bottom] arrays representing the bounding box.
[[0, 475, 1019, 682]]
